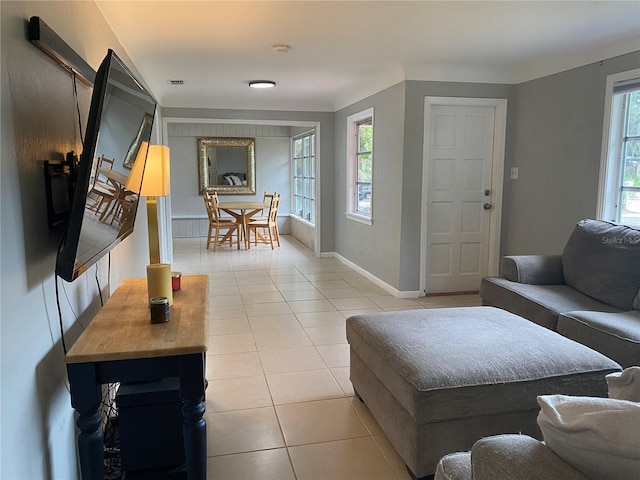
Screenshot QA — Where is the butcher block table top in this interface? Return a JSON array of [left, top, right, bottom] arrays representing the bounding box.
[[65, 275, 209, 364]]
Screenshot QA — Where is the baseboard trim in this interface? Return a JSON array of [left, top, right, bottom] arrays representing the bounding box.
[[325, 252, 421, 299]]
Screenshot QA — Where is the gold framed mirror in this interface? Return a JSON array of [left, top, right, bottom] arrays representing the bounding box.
[[198, 137, 256, 195]]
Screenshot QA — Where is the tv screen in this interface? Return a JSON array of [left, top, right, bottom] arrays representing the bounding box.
[[56, 49, 157, 282]]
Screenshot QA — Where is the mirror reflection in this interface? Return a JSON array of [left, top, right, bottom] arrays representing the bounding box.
[[198, 137, 256, 195]]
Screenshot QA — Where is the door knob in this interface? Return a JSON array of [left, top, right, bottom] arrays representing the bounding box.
[[483, 203, 492, 210], [484, 189, 491, 196]]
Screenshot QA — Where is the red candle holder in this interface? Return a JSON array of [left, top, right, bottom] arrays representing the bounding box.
[[171, 272, 182, 291]]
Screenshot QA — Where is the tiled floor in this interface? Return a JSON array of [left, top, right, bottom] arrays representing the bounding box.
[[172, 235, 482, 480]]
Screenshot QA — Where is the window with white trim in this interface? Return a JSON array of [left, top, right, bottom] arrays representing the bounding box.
[[292, 131, 316, 224], [600, 73, 640, 227], [346, 108, 374, 224]]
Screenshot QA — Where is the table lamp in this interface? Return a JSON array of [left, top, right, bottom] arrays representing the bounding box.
[[126, 142, 171, 264]]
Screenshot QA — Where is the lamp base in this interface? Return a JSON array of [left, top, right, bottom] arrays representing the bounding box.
[[147, 196, 160, 264]]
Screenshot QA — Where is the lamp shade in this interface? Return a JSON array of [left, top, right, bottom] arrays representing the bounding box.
[[126, 143, 171, 196]]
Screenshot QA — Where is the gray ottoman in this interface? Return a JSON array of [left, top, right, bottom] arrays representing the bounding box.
[[346, 307, 621, 479]]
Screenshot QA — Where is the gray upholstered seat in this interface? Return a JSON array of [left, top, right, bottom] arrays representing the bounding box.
[[346, 307, 621, 479], [558, 310, 640, 368]]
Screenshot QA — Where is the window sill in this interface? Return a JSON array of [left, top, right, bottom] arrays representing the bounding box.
[[346, 212, 372, 226], [289, 214, 316, 228]]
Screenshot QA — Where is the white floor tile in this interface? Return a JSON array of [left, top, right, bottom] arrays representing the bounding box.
[[276, 398, 369, 446], [253, 328, 312, 351], [206, 376, 273, 412], [304, 325, 347, 345], [206, 407, 285, 456], [172, 235, 403, 478], [288, 437, 397, 480], [266, 369, 345, 405], [288, 299, 337, 314], [316, 343, 350, 367], [248, 314, 301, 332], [208, 333, 256, 355], [207, 448, 296, 480], [206, 351, 264, 380], [258, 346, 326, 375]]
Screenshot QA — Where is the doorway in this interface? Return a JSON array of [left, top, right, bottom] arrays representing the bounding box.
[[161, 117, 322, 264], [420, 97, 507, 295]]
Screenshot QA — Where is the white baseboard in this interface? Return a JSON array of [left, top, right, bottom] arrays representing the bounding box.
[[326, 252, 421, 299]]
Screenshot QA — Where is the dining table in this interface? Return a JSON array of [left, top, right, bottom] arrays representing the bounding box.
[[217, 201, 267, 249]]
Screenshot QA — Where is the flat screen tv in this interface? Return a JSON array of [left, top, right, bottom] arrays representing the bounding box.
[[56, 49, 157, 282]]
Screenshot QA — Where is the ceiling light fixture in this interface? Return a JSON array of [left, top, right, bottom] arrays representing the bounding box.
[[249, 80, 276, 89], [272, 44, 292, 54]]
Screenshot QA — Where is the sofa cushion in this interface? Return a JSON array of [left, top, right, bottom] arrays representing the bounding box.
[[562, 219, 640, 311], [537, 394, 640, 480], [480, 277, 621, 330], [558, 310, 640, 368]]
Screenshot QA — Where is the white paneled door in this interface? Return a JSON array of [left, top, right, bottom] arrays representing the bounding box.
[[425, 105, 496, 293]]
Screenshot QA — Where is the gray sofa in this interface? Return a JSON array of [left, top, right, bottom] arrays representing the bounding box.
[[435, 434, 590, 480], [480, 219, 640, 367], [435, 368, 640, 480]]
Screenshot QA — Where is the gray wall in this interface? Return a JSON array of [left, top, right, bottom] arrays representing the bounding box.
[[167, 123, 292, 217], [333, 81, 515, 292], [1, 2, 152, 478], [162, 107, 335, 251], [399, 81, 515, 291], [333, 52, 640, 293], [506, 51, 640, 254], [334, 82, 407, 289]]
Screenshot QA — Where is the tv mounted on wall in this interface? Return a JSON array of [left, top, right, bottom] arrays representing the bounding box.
[[56, 49, 157, 282]]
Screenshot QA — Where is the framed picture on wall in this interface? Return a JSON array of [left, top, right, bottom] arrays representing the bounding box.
[[123, 113, 154, 169]]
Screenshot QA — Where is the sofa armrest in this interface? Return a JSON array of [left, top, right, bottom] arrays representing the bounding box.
[[501, 255, 565, 285], [471, 434, 589, 480], [435, 452, 472, 480]]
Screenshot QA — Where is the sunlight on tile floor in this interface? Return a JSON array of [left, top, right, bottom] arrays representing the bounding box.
[[172, 235, 482, 480]]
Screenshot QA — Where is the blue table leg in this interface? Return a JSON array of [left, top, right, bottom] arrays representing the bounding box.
[[179, 353, 207, 479], [67, 363, 103, 480]]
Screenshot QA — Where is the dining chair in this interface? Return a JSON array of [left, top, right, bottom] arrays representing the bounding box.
[[247, 192, 280, 249], [203, 191, 240, 251], [109, 191, 137, 226], [252, 191, 280, 241], [88, 155, 118, 216], [260, 191, 275, 216]]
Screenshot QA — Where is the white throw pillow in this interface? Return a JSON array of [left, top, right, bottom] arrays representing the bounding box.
[[230, 175, 242, 186], [537, 394, 640, 480], [224, 176, 234, 185], [607, 367, 640, 402]]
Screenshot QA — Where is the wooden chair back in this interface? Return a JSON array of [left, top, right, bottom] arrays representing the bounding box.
[[94, 155, 115, 185], [267, 193, 280, 224], [203, 191, 220, 223]]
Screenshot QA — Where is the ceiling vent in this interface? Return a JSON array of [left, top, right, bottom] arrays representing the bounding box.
[[168, 80, 185, 85]]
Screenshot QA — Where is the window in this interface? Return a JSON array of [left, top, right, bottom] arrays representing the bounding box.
[[599, 71, 640, 227], [346, 108, 374, 224], [292, 131, 316, 224], [618, 90, 640, 226]]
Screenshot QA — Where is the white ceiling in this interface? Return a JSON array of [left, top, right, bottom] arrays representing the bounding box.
[[96, 1, 640, 112]]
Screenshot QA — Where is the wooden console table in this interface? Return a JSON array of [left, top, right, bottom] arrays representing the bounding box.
[[65, 275, 209, 480]]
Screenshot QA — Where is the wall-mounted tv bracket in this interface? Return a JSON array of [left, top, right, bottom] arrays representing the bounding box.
[[44, 152, 78, 228], [28, 17, 95, 227], [28, 16, 96, 86]]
